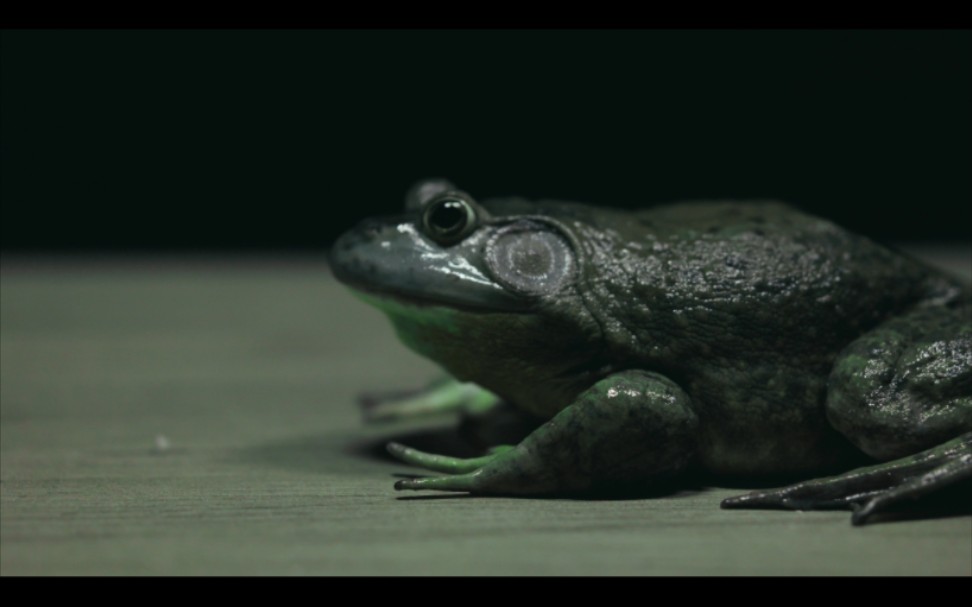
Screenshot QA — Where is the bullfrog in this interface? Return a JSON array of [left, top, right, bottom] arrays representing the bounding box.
[[329, 178, 972, 525]]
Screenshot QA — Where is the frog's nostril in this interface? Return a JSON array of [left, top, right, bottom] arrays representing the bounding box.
[[360, 221, 383, 239]]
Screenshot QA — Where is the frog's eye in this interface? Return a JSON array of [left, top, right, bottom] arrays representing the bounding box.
[[421, 195, 479, 245], [485, 223, 575, 296]]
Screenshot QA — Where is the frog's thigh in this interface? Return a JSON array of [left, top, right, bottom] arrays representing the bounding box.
[[393, 370, 698, 495], [826, 304, 972, 460]]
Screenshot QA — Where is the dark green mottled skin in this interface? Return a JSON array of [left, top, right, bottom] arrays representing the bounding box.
[[383, 197, 970, 478], [827, 306, 972, 461], [564, 200, 966, 476]]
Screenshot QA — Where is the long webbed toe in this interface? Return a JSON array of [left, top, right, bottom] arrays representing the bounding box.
[[722, 433, 972, 525], [394, 473, 482, 492], [387, 442, 504, 476]]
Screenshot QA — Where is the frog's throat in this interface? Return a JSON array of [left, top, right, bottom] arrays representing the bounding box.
[[350, 289, 466, 354]]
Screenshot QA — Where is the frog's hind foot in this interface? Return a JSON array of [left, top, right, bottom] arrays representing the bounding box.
[[721, 432, 972, 525]]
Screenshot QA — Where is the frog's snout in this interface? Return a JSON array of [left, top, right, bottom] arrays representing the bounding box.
[[329, 219, 384, 285], [329, 215, 528, 311]]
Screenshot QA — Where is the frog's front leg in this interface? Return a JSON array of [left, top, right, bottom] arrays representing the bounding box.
[[390, 370, 698, 495], [724, 304, 972, 524]]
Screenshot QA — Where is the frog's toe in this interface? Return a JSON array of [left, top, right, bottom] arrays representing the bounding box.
[[386, 442, 506, 474], [720, 483, 878, 511], [394, 473, 479, 492], [850, 452, 972, 525], [721, 491, 792, 509]]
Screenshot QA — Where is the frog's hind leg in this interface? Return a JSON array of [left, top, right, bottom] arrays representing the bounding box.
[[825, 303, 972, 461], [359, 376, 501, 423], [724, 303, 972, 524], [390, 370, 698, 496], [721, 432, 972, 525]]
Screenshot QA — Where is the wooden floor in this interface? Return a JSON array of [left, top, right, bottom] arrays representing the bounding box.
[[2, 250, 970, 576]]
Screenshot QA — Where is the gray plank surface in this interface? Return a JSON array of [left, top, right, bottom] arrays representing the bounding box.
[[2, 250, 971, 576]]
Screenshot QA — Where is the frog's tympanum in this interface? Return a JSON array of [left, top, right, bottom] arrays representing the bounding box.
[[330, 179, 972, 524]]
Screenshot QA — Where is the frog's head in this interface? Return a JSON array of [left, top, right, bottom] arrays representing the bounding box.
[[329, 179, 607, 412]]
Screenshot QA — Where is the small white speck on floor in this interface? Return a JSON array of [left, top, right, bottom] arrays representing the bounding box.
[[155, 434, 171, 452]]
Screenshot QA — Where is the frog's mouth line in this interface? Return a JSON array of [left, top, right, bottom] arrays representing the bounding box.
[[345, 283, 531, 315]]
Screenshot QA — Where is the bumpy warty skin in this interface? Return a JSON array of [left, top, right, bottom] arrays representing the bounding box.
[[484, 198, 967, 475]]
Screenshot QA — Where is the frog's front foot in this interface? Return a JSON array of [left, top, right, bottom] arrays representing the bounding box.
[[721, 433, 972, 525], [386, 370, 698, 496], [389, 443, 516, 492], [358, 377, 500, 423]]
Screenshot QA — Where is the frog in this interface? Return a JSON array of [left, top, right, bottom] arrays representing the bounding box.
[[329, 178, 972, 525]]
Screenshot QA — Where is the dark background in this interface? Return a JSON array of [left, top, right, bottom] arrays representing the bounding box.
[[1, 29, 970, 253]]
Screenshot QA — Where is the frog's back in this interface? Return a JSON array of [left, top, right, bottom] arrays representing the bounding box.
[[593, 200, 963, 362], [580, 200, 966, 475]]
